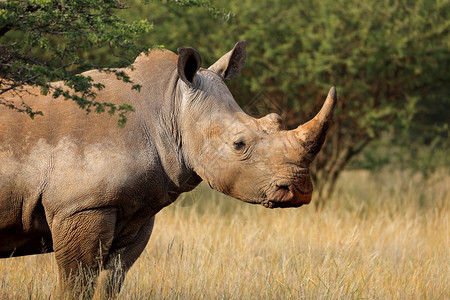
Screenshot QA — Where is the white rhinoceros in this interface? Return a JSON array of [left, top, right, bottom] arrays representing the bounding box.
[[0, 41, 336, 296]]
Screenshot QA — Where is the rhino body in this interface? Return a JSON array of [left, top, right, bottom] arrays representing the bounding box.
[[0, 42, 336, 296]]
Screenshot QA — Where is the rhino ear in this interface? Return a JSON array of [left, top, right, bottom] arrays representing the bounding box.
[[177, 47, 202, 87], [209, 41, 246, 80]]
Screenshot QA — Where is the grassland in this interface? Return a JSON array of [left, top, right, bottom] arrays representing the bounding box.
[[0, 169, 448, 299]]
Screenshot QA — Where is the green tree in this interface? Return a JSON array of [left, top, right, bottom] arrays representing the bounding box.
[[0, 0, 225, 126], [135, 0, 449, 206]]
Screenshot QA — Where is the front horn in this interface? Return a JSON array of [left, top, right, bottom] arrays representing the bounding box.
[[293, 87, 337, 162]]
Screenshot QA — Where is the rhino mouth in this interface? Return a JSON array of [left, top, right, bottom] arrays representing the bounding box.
[[261, 176, 313, 209], [262, 201, 304, 209]]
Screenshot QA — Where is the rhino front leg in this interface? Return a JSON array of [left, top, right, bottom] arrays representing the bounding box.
[[51, 207, 118, 298], [93, 216, 155, 299]]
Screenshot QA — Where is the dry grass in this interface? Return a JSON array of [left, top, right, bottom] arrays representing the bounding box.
[[1, 169, 448, 299]]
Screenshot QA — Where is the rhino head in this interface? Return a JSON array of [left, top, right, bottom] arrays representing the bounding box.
[[177, 41, 336, 208]]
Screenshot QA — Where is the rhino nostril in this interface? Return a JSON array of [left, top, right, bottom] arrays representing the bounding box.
[[276, 184, 290, 191]]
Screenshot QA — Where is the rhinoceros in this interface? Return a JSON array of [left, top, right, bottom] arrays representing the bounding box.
[[0, 41, 336, 296]]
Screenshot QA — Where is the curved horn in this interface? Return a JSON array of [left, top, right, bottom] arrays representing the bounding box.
[[294, 87, 337, 162]]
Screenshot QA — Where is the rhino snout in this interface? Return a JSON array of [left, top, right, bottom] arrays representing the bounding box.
[[265, 175, 313, 208]]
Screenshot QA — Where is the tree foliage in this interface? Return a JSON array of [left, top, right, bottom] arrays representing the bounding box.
[[0, 0, 151, 125], [0, 0, 226, 126], [135, 0, 449, 205]]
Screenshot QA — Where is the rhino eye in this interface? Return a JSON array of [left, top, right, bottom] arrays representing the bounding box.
[[233, 140, 246, 150]]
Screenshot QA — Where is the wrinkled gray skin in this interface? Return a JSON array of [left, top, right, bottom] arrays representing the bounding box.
[[0, 41, 336, 297]]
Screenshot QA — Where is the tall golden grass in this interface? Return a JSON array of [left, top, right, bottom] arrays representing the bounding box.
[[1, 169, 448, 299]]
